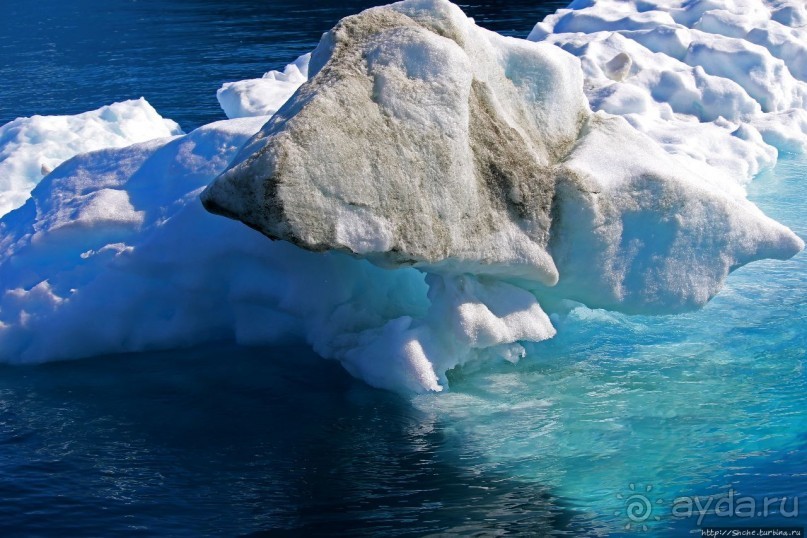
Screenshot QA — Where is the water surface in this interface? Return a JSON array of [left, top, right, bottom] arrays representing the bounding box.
[[0, 0, 569, 130]]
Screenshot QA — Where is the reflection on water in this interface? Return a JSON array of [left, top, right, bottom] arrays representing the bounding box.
[[0, 0, 569, 130], [0, 345, 593, 536]]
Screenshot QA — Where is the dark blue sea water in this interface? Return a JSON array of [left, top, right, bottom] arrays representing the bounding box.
[[0, 1, 805, 536], [0, 0, 568, 131]]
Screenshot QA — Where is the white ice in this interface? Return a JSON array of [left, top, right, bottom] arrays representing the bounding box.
[[0, 99, 182, 217], [529, 0, 807, 176], [217, 54, 310, 119]]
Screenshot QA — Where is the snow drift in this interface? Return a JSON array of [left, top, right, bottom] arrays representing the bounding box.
[[0, 0, 804, 393]]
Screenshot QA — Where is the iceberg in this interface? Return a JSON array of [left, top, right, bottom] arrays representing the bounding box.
[[0, 0, 804, 393], [203, 0, 801, 314]]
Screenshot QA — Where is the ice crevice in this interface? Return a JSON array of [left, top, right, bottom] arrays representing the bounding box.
[[0, 0, 804, 393]]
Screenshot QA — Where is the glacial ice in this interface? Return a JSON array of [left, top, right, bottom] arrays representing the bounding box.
[[217, 54, 310, 119], [203, 0, 802, 314], [205, 1, 590, 285], [0, 99, 182, 217], [0, 0, 805, 393], [530, 0, 807, 169]]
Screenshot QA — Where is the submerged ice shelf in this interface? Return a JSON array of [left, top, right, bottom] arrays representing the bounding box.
[[0, 0, 805, 393]]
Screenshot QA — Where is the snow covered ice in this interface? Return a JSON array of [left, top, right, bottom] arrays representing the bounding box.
[[0, 0, 804, 393], [0, 99, 182, 218], [217, 54, 311, 120], [203, 0, 801, 312]]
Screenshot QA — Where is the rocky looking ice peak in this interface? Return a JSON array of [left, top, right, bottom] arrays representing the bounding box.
[[202, 0, 589, 286], [202, 0, 802, 315]]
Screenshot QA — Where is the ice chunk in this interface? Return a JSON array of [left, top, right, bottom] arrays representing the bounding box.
[[604, 52, 632, 81], [548, 113, 802, 312], [0, 99, 182, 217], [203, 0, 802, 315], [0, 117, 272, 360], [217, 54, 310, 119], [204, 0, 590, 285]]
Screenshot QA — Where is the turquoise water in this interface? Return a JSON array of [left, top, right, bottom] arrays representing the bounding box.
[[0, 0, 804, 535], [415, 158, 807, 535]]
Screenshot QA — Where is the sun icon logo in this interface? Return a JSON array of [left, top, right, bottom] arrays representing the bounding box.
[[615, 483, 664, 531]]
